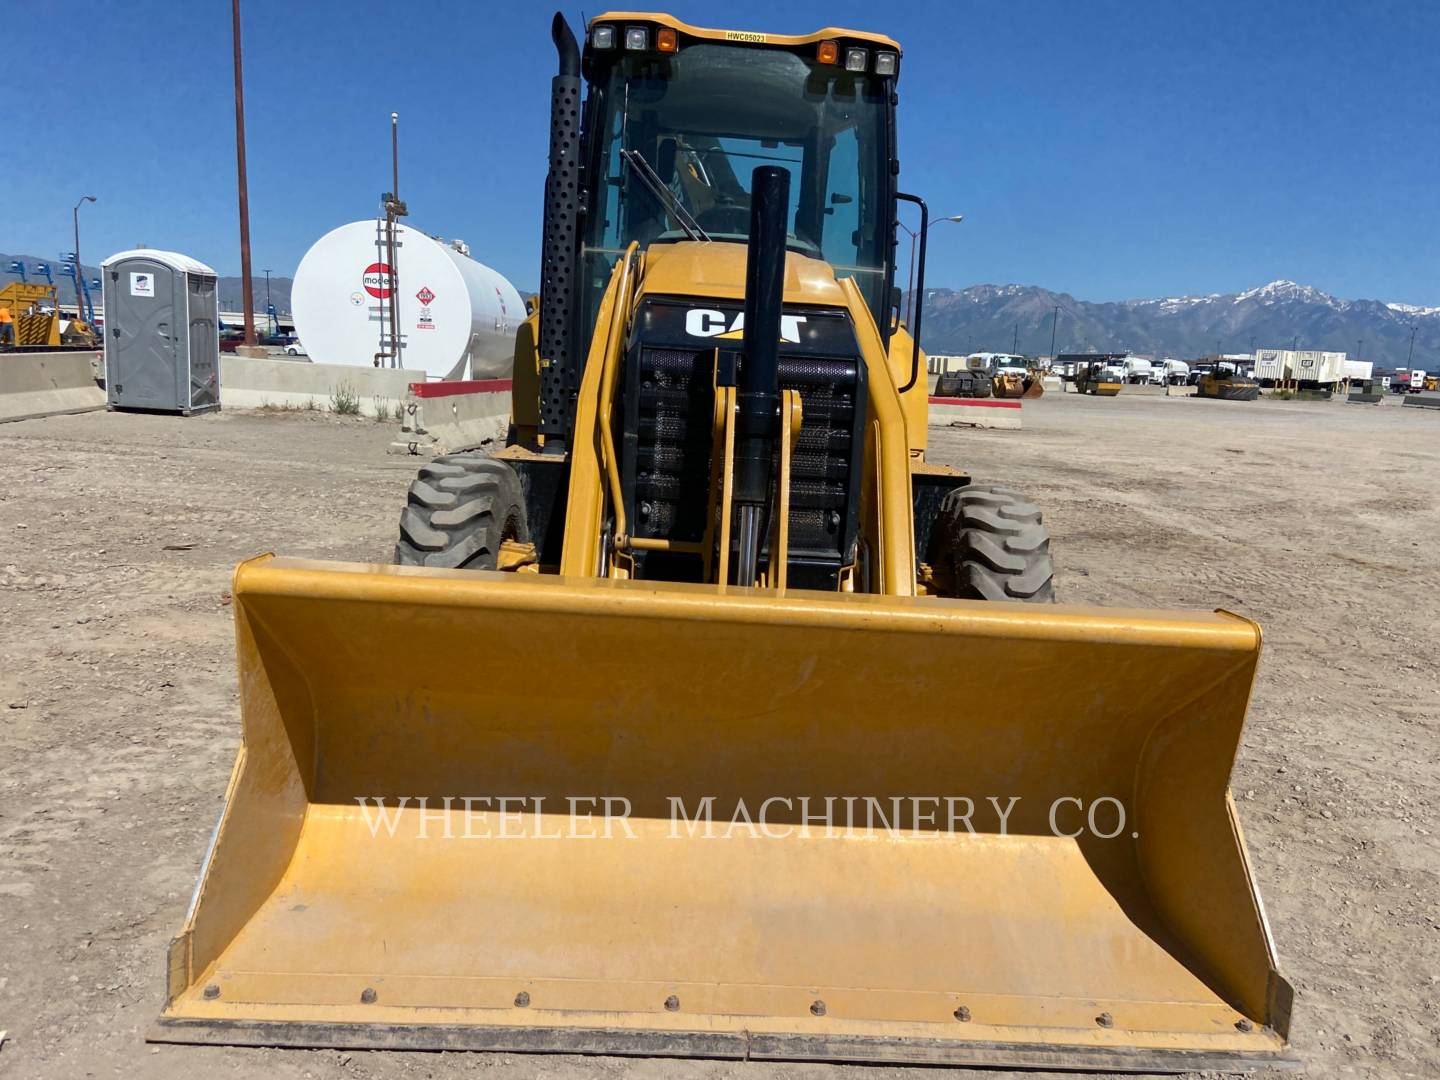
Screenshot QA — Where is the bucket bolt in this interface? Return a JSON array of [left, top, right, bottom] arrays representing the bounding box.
[[360, 987, 377, 1004], [1096, 1012, 1114, 1028], [1236, 1017, 1254, 1033], [953, 1005, 971, 1022], [202, 984, 220, 1000], [664, 995, 680, 1012], [810, 1000, 827, 1017], [514, 991, 531, 1008]]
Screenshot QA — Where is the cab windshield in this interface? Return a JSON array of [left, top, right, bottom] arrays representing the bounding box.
[[582, 42, 891, 330]]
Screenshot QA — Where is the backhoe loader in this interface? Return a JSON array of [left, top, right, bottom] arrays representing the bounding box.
[[155, 12, 1293, 1071]]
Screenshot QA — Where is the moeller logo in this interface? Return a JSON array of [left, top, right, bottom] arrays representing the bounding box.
[[685, 308, 806, 343], [415, 286, 435, 304], [362, 263, 393, 299]]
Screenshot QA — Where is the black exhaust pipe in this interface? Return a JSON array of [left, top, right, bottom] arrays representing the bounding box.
[[733, 165, 790, 583], [537, 13, 582, 447]]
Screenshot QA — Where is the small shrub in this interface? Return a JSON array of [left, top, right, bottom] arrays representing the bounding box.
[[305, 396, 318, 411], [392, 400, 407, 422], [330, 382, 361, 415], [372, 396, 392, 421]]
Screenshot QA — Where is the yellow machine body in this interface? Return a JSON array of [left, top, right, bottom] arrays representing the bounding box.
[[155, 10, 1291, 1072], [0, 281, 61, 347], [1197, 373, 1261, 401], [155, 232, 1294, 1071]]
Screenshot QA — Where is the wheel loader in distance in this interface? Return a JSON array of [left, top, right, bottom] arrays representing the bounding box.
[[154, 11, 1294, 1071]]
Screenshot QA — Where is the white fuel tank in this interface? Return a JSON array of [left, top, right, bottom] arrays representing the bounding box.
[[291, 220, 524, 380]]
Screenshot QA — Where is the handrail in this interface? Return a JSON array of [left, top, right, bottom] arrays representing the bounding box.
[[895, 192, 928, 394], [597, 242, 639, 550]]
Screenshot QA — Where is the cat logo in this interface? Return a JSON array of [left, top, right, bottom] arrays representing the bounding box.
[[684, 308, 806, 343]]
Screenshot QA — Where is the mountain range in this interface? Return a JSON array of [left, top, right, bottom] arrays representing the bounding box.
[[914, 280, 1439, 370], [0, 252, 293, 315], [4, 249, 1434, 369]]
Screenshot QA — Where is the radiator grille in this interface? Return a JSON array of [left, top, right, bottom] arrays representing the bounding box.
[[630, 347, 859, 563]]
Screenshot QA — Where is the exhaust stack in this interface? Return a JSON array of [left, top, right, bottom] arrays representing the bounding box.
[[733, 165, 791, 584], [537, 13, 582, 446]]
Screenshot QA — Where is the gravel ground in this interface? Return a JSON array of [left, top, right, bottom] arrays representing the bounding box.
[[1, 394, 1436, 1080]]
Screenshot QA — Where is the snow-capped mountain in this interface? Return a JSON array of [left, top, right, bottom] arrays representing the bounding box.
[[915, 280, 1440, 367]]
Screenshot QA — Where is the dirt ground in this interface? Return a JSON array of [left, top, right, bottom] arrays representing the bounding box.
[[1, 394, 1436, 1080]]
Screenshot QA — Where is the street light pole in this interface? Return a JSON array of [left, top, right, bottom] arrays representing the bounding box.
[[898, 214, 962, 327], [72, 195, 96, 320], [1049, 304, 1059, 362], [231, 0, 256, 346]]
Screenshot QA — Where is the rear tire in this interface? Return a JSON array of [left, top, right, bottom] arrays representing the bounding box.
[[394, 453, 527, 570], [929, 484, 1055, 602]]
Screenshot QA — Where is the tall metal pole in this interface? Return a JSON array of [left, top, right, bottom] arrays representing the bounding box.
[[71, 196, 96, 320], [387, 112, 402, 368], [231, 0, 256, 346], [1013, 322, 1018, 355], [1406, 325, 1416, 368], [1049, 304, 1059, 361]]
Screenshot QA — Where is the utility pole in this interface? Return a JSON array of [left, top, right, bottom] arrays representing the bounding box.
[[1049, 304, 1059, 362], [1407, 325, 1416, 368], [72, 196, 96, 320], [1012, 322, 1018, 355], [231, 0, 256, 346], [1356, 338, 1363, 362]]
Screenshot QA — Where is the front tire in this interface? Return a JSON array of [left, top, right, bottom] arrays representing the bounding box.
[[394, 453, 527, 570], [928, 484, 1055, 602]]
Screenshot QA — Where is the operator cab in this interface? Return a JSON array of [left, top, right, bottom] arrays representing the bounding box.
[[578, 15, 902, 345]]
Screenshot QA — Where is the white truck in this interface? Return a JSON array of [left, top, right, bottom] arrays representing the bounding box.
[[1119, 355, 1153, 384]]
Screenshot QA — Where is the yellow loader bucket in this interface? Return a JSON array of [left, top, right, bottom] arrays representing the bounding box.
[[154, 556, 1294, 1071]]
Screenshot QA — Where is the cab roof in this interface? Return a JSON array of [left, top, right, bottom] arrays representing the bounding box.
[[589, 11, 901, 56]]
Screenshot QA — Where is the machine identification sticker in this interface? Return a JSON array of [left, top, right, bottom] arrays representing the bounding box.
[[129, 272, 155, 297], [724, 30, 766, 42]]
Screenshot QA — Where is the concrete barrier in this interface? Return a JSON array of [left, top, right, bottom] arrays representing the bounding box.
[[390, 379, 513, 456], [928, 395, 1022, 430], [0, 350, 106, 423], [1402, 391, 1440, 410], [219, 354, 414, 416], [1166, 384, 1198, 397]]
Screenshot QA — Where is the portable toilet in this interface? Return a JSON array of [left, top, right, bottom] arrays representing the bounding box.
[[101, 249, 220, 414]]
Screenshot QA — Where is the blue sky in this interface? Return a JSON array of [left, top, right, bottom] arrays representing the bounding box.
[[6, 1, 1436, 304]]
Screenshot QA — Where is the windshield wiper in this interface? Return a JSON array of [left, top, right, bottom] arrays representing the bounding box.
[[621, 148, 710, 242]]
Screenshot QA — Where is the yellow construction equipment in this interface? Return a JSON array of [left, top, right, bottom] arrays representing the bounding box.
[[0, 281, 62, 347], [154, 11, 1293, 1071], [1197, 367, 1261, 401], [1075, 360, 1124, 396]]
